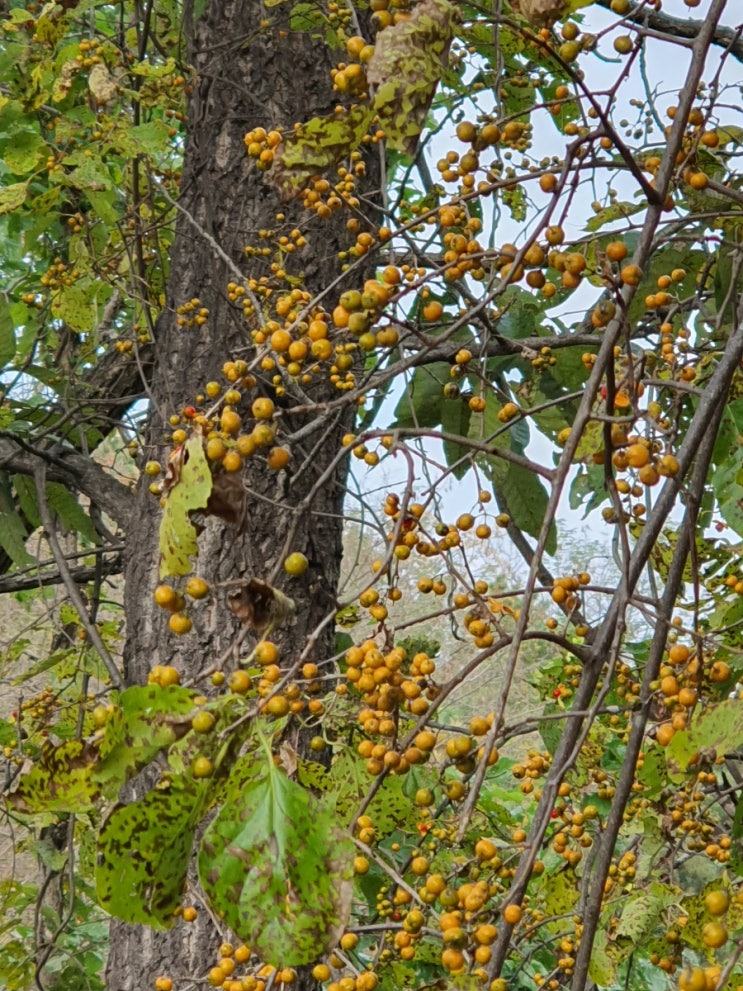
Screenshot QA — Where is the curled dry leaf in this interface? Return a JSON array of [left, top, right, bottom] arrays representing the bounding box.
[[227, 578, 295, 633], [509, 0, 565, 26], [53, 60, 80, 103], [205, 471, 246, 529], [88, 63, 119, 104]]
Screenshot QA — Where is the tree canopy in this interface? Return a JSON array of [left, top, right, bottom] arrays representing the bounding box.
[[1, 1, 743, 991]]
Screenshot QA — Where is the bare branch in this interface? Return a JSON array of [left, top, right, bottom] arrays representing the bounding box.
[[596, 0, 743, 62], [33, 466, 122, 687], [0, 553, 123, 595], [0, 436, 133, 530]]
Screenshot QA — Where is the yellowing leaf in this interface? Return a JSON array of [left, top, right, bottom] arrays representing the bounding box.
[[158, 432, 212, 578], [51, 284, 95, 334], [88, 63, 118, 104], [2, 131, 46, 175], [5, 739, 101, 814], [367, 0, 457, 155], [268, 105, 374, 200], [667, 698, 743, 772], [0, 181, 29, 216], [52, 60, 80, 103], [96, 780, 200, 927]]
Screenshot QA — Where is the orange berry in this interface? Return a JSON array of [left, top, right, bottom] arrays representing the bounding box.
[[267, 446, 291, 470], [168, 613, 192, 635], [502, 903, 522, 925], [625, 443, 650, 468], [222, 450, 243, 472], [701, 921, 727, 948], [154, 584, 180, 611], [539, 173, 557, 193], [656, 722, 675, 746], [255, 641, 279, 665], [423, 300, 444, 321], [606, 241, 628, 262], [668, 644, 691, 665], [252, 397, 275, 420], [220, 407, 242, 435], [620, 264, 643, 286], [709, 660, 730, 682], [704, 890, 730, 916]]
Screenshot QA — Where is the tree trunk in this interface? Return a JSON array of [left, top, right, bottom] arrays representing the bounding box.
[[106, 3, 378, 987]]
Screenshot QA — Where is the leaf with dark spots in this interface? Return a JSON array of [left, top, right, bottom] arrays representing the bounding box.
[[5, 738, 101, 813], [159, 431, 212, 578], [198, 761, 353, 966], [267, 105, 374, 200], [93, 685, 198, 797], [95, 778, 206, 926], [368, 0, 458, 155]]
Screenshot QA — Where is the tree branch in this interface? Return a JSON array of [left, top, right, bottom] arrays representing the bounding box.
[[0, 553, 123, 595], [33, 467, 122, 688], [596, 0, 743, 62], [0, 436, 133, 530]]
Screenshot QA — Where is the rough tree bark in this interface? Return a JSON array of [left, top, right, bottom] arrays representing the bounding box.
[[106, 3, 379, 987]]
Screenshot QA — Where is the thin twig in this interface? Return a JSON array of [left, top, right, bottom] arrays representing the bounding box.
[[33, 467, 122, 687]]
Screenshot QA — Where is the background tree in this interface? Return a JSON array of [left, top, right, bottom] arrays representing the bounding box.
[[1, 2, 743, 991]]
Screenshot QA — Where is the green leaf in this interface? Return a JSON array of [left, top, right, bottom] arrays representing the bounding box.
[[0, 296, 15, 368], [330, 749, 410, 835], [393, 363, 448, 429], [45, 483, 100, 544], [92, 685, 198, 797], [268, 104, 374, 199], [86, 189, 119, 224], [483, 459, 556, 555], [732, 790, 743, 878], [667, 699, 743, 773], [198, 762, 354, 966], [627, 247, 705, 326], [96, 778, 202, 927], [542, 868, 580, 917], [0, 717, 18, 746], [63, 157, 113, 192], [12, 647, 77, 685], [615, 883, 678, 943], [440, 394, 472, 479], [497, 286, 541, 340], [711, 401, 743, 537], [129, 119, 172, 156], [0, 474, 32, 566], [368, 0, 457, 154], [0, 181, 28, 216], [588, 929, 616, 988], [2, 130, 46, 175], [5, 738, 101, 813], [159, 432, 213, 578], [635, 747, 666, 799], [537, 702, 563, 755], [10, 474, 40, 529], [585, 199, 644, 232], [50, 283, 95, 334]]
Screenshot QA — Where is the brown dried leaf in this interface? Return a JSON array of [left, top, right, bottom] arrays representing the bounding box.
[[509, 0, 565, 25], [88, 64, 118, 104], [227, 579, 295, 633], [206, 472, 246, 529]]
